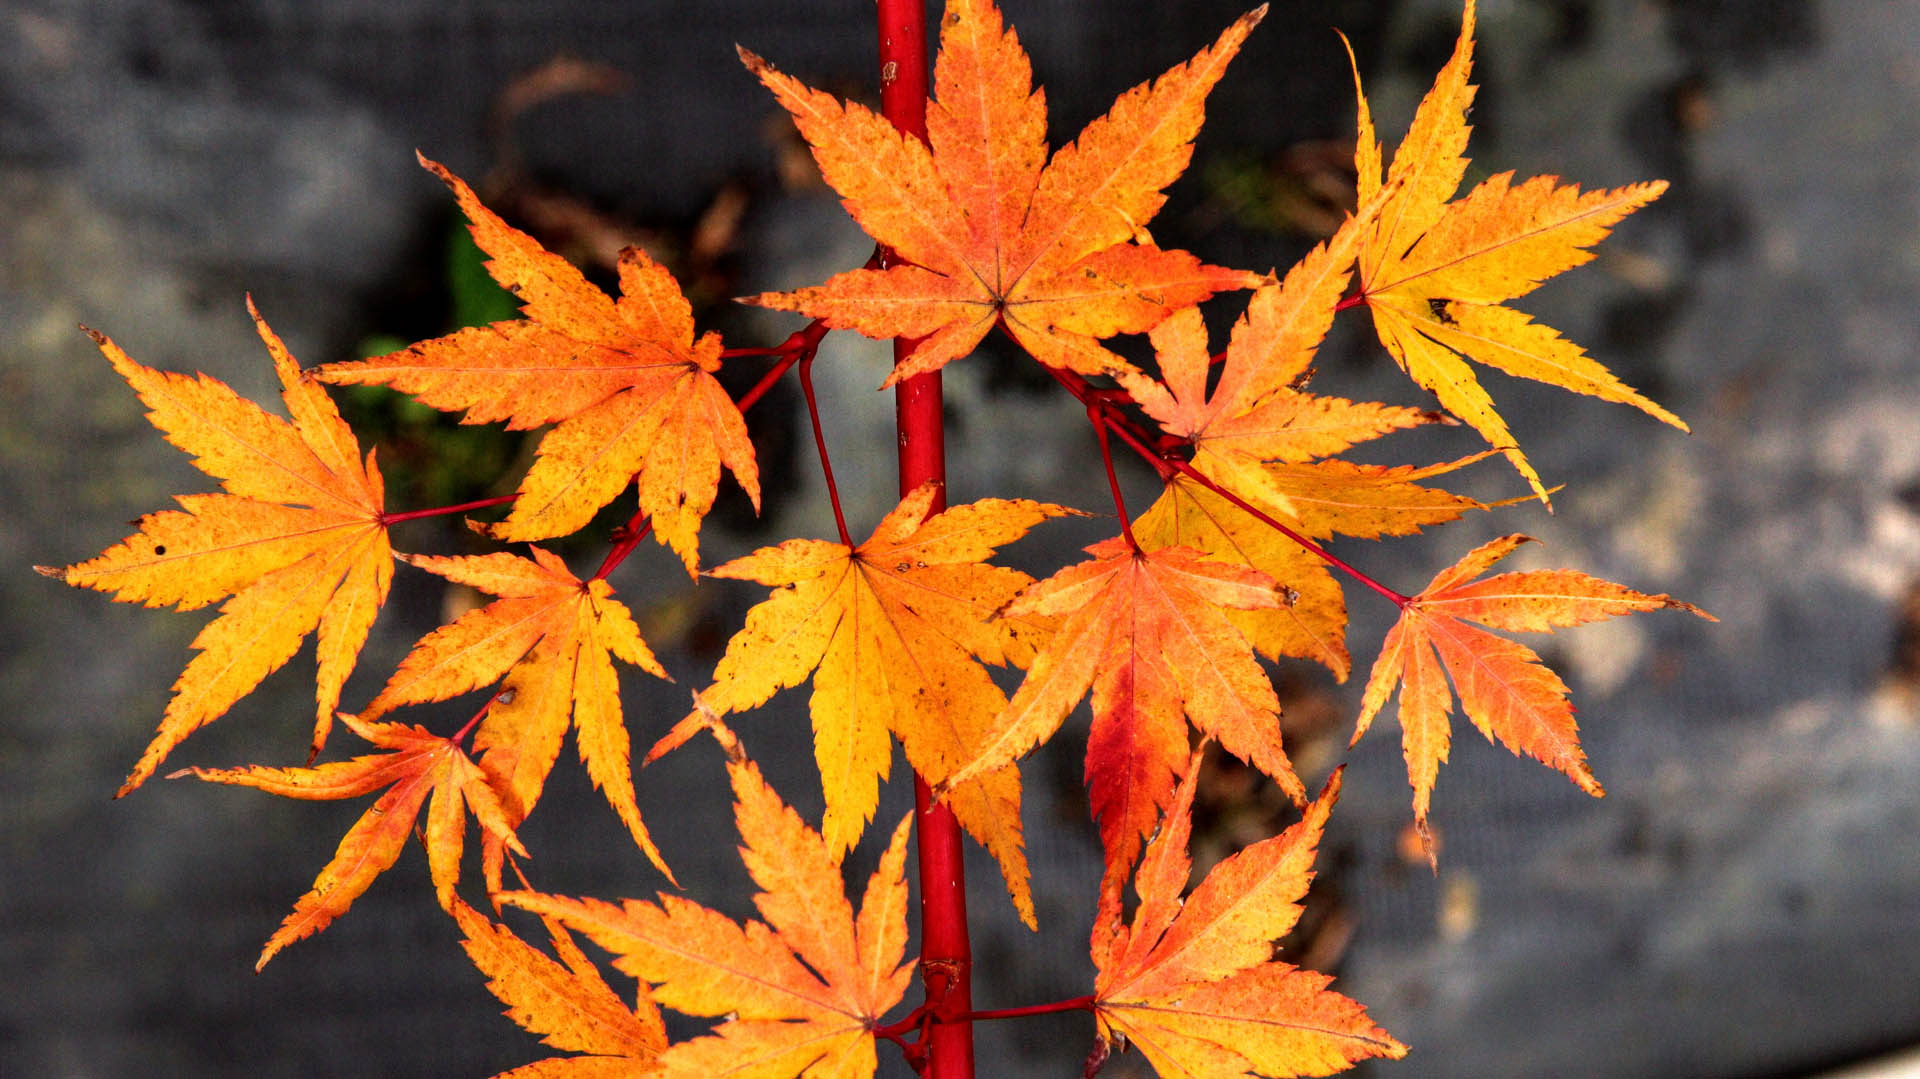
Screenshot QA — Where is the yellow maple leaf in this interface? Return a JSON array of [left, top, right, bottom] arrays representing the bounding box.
[[655, 484, 1073, 927], [313, 155, 758, 573], [1117, 181, 1432, 520], [185, 713, 526, 969], [1136, 478, 1353, 682], [359, 547, 672, 882], [1092, 750, 1406, 1077], [1350, 0, 1681, 504], [741, 0, 1264, 386], [39, 301, 393, 794], [504, 736, 914, 1079]]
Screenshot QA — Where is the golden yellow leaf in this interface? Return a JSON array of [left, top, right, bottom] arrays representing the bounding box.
[[40, 302, 392, 794], [1349, 0, 1680, 503], [660, 485, 1073, 926]]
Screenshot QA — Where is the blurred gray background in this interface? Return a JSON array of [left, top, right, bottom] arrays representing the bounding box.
[[5, 1, 1918, 1076]]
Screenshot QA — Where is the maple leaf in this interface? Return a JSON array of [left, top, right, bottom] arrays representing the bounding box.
[[1117, 183, 1433, 519], [1349, 0, 1682, 504], [358, 547, 673, 881], [1091, 750, 1406, 1077], [503, 735, 914, 1079], [38, 301, 393, 795], [312, 155, 758, 573], [945, 536, 1300, 888], [656, 484, 1073, 927], [741, 0, 1264, 387], [1353, 534, 1714, 849], [183, 713, 526, 970], [452, 897, 668, 1078], [1135, 461, 1489, 682]]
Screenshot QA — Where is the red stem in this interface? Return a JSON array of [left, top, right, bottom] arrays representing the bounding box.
[[450, 686, 512, 743], [591, 320, 828, 582], [874, 3, 975, 1077], [872, 994, 1095, 1045], [1112, 429, 1408, 607], [1024, 338, 1410, 607], [590, 514, 654, 582], [962, 996, 1096, 1023], [379, 493, 516, 526], [735, 320, 830, 413], [798, 351, 854, 547], [1090, 402, 1140, 553]]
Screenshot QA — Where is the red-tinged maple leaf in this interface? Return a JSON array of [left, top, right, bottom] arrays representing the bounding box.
[[451, 897, 668, 1078], [38, 301, 392, 795], [1347, 0, 1681, 504], [1354, 534, 1715, 850], [503, 733, 913, 1079], [357, 547, 672, 883], [944, 536, 1301, 888], [1091, 749, 1406, 1077], [741, 0, 1264, 387], [182, 713, 526, 970], [652, 484, 1074, 927], [311, 155, 757, 573]]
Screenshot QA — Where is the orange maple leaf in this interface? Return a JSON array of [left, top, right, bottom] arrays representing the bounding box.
[[312, 155, 758, 573], [39, 301, 392, 795], [452, 897, 668, 1078], [654, 484, 1073, 927], [945, 536, 1300, 887], [358, 547, 673, 882], [503, 731, 913, 1079], [1354, 534, 1714, 849], [741, 0, 1263, 386], [1349, 0, 1681, 504], [1091, 750, 1406, 1077], [184, 713, 526, 970]]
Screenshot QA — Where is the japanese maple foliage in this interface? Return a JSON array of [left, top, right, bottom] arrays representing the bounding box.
[[39, 0, 1710, 1076]]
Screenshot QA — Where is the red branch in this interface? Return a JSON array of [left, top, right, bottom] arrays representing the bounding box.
[[873, 2, 976, 1077]]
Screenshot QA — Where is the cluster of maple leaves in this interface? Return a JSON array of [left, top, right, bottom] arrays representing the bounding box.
[[41, 0, 1713, 1075]]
